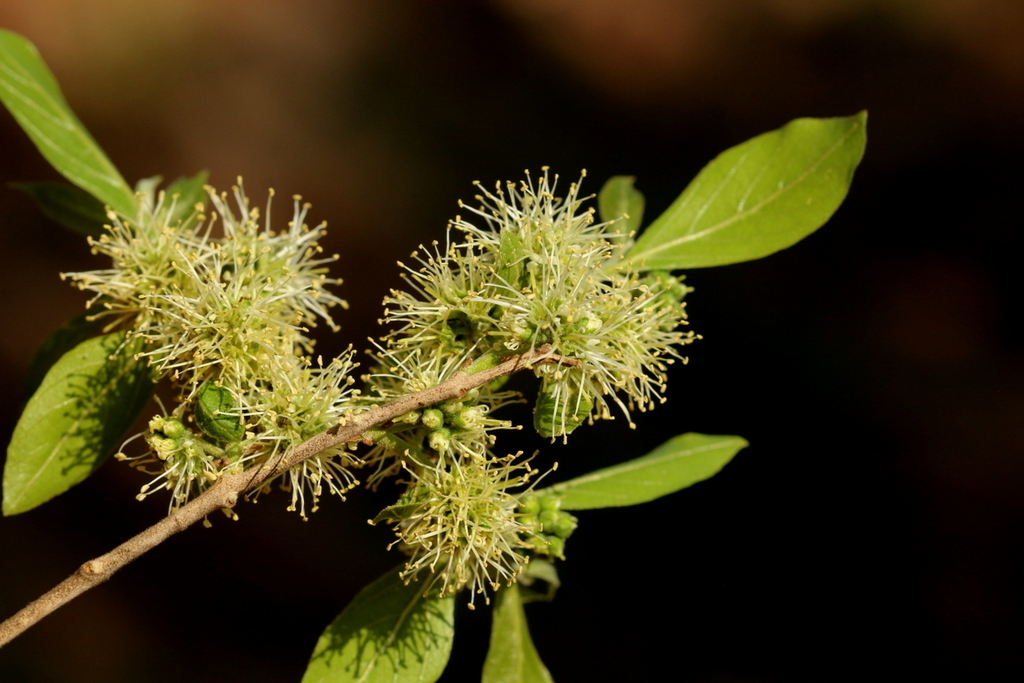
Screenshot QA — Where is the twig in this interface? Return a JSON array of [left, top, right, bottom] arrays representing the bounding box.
[[0, 346, 579, 647]]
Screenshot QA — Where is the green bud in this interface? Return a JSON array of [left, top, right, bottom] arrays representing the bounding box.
[[148, 436, 178, 459], [428, 427, 452, 453], [538, 507, 559, 529], [396, 410, 422, 424], [550, 511, 578, 539], [195, 381, 244, 442], [639, 271, 690, 324], [440, 398, 463, 415], [539, 495, 560, 513], [542, 535, 566, 559], [161, 418, 187, 439], [451, 405, 485, 430], [421, 408, 445, 430], [522, 531, 546, 551], [518, 494, 541, 516]]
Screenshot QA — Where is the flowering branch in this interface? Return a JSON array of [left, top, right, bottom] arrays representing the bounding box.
[[0, 345, 578, 648]]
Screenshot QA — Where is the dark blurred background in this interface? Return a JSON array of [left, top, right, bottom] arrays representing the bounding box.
[[1, 1, 1022, 681]]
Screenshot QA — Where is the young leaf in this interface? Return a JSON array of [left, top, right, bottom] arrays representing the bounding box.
[[194, 381, 244, 442], [126, 171, 207, 225], [497, 228, 526, 290], [629, 112, 867, 269], [165, 170, 209, 224], [518, 560, 561, 604], [597, 175, 644, 237], [10, 182, 108, 237], [536, 433, 747, 510], [533, 382, 594, 439], [302, 565, 456, 683], [0, 30, 135, 215], [482, 583, 554, 683], [23, 308, 109, 396], [3, 332, 153, 515], [134, 175, 163, 212]]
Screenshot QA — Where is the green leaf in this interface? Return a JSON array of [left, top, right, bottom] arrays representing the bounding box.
[[597, 175, 644, 237], [482, 584, 554, 683], [3, 332, 153, 515], [302, 565, 456, 683], [24, 309, 109, 396], [0, 30, 135, 215], [537, 433, 747, 510], [165, 170, 209, 224], [629, 112, 867, 269], [10, 181, 108, 237]]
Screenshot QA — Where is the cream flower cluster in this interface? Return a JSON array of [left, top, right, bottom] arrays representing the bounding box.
[[67, 181, 358, 515], [380, 169, 695, 437], [368, 169, 695, 602], [375, 452, 539, 606], [62, 169, 696, 605]]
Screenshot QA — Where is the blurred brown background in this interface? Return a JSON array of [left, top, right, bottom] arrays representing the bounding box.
[[1, 1, 1022, 681]]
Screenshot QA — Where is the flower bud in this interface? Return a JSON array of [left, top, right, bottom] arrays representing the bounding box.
[[428, 427, 452, 453], [550, 511, 578, 539], [421, 408, 445, 430], [539, 495, 561, 513], [542, 535, 566, 559], [451, 405, 486, 430], [518, 494, 541, 516], [396, 410, 422, 424], [440, 398, 464, 415], [161, 418, 187, 439], [538, 507, 559, 529]]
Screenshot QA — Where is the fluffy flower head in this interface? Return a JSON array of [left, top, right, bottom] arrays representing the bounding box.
[[69, 181, 357, 512], [378, 169, 696, 438]]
